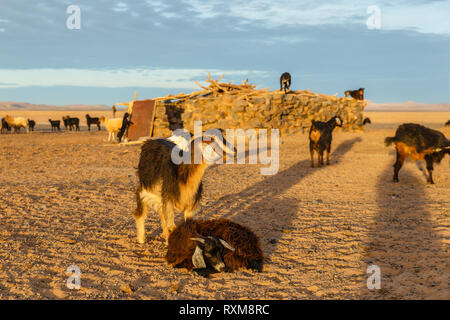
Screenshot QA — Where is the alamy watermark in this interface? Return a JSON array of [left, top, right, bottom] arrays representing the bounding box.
[[366, 265, 381, 290], [66, 265, 81, 290], [169, 121, 279, 176], [366, 5, 381, 30], [66, 5, 81, 30]]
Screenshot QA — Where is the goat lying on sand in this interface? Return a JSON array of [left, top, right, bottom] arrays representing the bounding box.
[[345, 88, 365, 100], [309, 116, 343, 167], [166, 218, 264, 274], [385, 123, 450, 184], [134, 131, 235, 243]]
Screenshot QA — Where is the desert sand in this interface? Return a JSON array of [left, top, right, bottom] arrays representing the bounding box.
[[0, 111, 448, 299]]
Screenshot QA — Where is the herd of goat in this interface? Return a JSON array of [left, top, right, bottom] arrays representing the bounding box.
[[1, 113, 133, 143], [1, 73, 450, 276]]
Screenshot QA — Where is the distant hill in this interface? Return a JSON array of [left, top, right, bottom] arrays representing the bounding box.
[[0, 102, 113, 111], [366, 101, 450, 112]]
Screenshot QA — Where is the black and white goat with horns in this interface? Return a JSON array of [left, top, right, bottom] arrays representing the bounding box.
[[133, 129, 235, 243]]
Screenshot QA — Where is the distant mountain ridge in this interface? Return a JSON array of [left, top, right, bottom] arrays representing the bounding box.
[[0, 101, 113, 111], [365, 101, 450, 112], [1, 100, 450, 112]]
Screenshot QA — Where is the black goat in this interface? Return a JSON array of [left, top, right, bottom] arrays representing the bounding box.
[[86, 114, 101, 131], [385, 123, 450, 184], [62, 116, 80, 131], [48, 119, 61, 131], [28, 119, 36, 132], [309, 116, 343, 167], [363, 117, 372, 125], [1, 117, 11, 134], [445, 120, 450, 126], [117, 112, 133, 142], [166, 218, 264, 275], [134, 131, 235, 243], [280, 72, 291, 92], [345, 88, 365, 100]]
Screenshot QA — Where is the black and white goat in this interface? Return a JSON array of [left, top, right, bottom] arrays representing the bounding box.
[[133, 131, 235, 243]]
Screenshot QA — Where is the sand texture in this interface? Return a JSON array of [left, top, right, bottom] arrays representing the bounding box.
[[0, 111, 448, 299]]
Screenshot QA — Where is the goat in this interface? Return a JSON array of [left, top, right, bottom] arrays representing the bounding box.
[[363, 117, 372, 125], [166, 218, 264, 274], [4, 115, 28, 133], [345, 88, 365, 100], [62, 116, 80, 131], [28, 119, 36, 132], [85, 114, 101, 131], [445, 120, 450, 127], [133, 131, 235, 243], [1, 117, 11, 134], [117, 112, 133, 143], [48, 119, 61, 132], [99, 116, 123, 142], [309, 116, 343, 167], [385, 123, 450, 184], [280, 72, 291, 92]]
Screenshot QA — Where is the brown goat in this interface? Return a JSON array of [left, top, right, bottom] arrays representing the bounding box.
[[166, 218, 264, 274], [134, 131, 235, 243]]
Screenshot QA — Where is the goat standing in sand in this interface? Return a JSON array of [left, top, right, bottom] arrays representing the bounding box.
[[99, 116, 123, 142], [133, 131, 235, 243], [385, 123, 450, 184]]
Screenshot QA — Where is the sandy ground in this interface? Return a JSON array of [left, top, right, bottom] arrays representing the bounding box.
[[0, 111, 448, 300]]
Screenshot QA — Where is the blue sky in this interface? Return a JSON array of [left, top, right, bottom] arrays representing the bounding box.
[[0, 0, 449, 105]]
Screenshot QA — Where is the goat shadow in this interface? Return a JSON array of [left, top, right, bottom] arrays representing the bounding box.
[[200, 137, 362, 260], [360, 164, 447, 299]]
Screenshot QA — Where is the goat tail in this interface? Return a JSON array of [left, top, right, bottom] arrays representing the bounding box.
[[384, 136, 396, 147]]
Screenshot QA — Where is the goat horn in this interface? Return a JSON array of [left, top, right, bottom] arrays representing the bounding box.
[[190, 237, 205, 244]]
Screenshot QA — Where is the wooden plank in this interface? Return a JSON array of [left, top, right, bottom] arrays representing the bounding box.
[[127, 99, 156, 141]]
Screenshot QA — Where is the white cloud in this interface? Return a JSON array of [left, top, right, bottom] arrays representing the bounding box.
[[113, 2, 129, 12], [0, 28, 5, 33], [180, 0, 450, 34], [0, 68, 269, 89]]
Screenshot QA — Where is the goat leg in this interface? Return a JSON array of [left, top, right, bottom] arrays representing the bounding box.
[[393, 149, 405, 182], [425, 156, 435, 184]]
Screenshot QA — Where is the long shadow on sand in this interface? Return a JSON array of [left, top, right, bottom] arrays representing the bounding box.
[[201, 137, 362, 260], [361, 163, 447, 299]]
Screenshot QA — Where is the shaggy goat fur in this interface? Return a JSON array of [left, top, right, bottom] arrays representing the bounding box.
[[134, 132, 234, 243], [309, 116, 343, 167], [280, 72, 291, 92], [345, 88, 365, 100], [166, 218, 264, 273], [385, 123, 450, 184]]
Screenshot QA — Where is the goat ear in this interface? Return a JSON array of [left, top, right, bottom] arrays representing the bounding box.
[[192, 246, 207, 269], [219, 238, 235, 251]]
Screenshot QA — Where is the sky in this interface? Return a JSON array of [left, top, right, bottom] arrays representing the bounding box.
[[0, 0, 449, 105]]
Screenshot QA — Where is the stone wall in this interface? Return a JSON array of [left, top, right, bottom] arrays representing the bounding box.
[[152, 90, 366, 137]]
